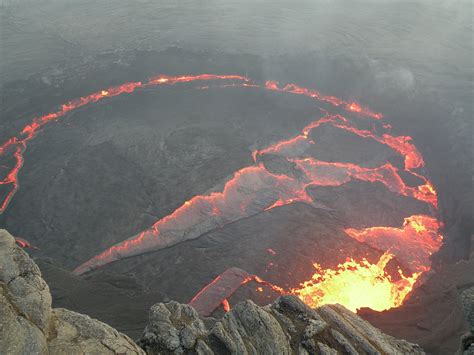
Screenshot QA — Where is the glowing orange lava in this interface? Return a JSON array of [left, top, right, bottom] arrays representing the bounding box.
[[345, 215, 443, 273], [290, 253, 420, 312], [2, 72, 443, 313], [264, 81, 383, 120], [222, 299, 231, 312], [290, 214, 442, 311]]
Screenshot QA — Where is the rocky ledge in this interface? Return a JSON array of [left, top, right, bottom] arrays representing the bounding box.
[[138, 297, 423, 355], [0, 229, 144, 354], [1, 228, 426, 354]]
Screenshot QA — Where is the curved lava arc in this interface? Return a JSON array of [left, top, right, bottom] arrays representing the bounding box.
[[0, 73, 442, 311], [0, 75, 251, 214]]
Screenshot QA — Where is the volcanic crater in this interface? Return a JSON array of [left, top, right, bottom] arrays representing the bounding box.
[[0, 49, 471, 353]]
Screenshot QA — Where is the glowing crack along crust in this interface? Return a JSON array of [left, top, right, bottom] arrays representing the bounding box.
[[1, 72, 443, 312], [264, 81, 383, 120]]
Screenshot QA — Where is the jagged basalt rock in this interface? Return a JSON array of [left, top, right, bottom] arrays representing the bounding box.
[[0, 229, 144, 355], [140, 302, 208, 352], [139, 294, 424, 354]]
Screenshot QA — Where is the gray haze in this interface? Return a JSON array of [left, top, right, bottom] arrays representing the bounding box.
[[1, 0, 472, 101]]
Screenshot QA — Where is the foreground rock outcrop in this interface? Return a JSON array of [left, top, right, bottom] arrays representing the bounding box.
[[0, 229, 144, 354], [138, 296, 424, 354]]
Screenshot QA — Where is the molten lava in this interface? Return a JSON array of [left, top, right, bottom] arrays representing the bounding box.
[[290, 215, 442, 311], [345, 215, 443, 273], [1, 72, 443, 313], [264, 81, 383, 120], [290, 253, 419, 312]]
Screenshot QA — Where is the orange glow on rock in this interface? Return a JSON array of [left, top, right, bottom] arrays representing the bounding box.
[[222, 299, 231, 312]]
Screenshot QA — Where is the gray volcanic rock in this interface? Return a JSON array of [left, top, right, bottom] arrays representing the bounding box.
[[461, 286, 474, 332], [48, 308, 144, 354], [0, 229, 51, 354], [0, 229, 144, 355], [138, 295, 424, 354], [458, 286, 474, 354]]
